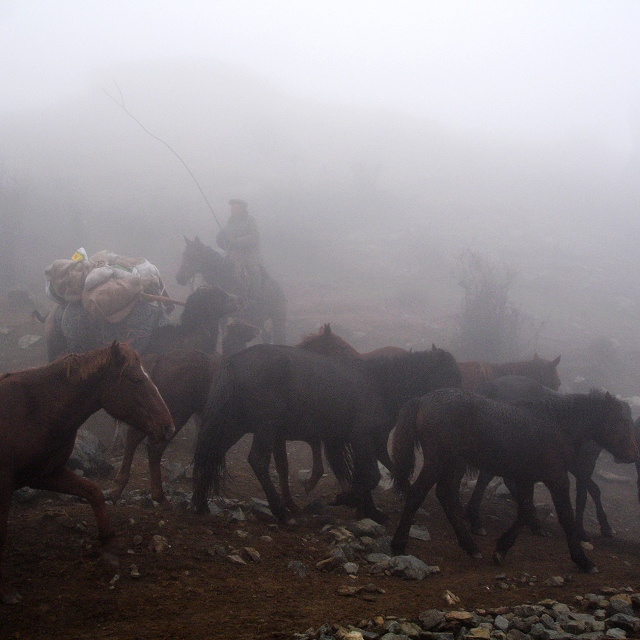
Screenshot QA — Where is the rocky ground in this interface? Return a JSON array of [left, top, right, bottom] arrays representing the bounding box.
[[2, 288, 640, 640]]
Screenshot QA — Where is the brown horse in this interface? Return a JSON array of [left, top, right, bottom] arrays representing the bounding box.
[[390, 388, 637, 573], [0, 342, 174, 604], [108, 349, 219, 507], [176, 236, 287, 344], [458, 354, 561, 391]]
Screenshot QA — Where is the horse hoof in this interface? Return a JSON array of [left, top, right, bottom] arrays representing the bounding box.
[[472, 526, 487, 537], [471, 551, 483, 559], [587, 565, 599, 574], [601, 529, 614, 539], [492, 551, 505, 565]]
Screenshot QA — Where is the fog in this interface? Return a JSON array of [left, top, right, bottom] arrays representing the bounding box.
[[2, 2, 640, 391]]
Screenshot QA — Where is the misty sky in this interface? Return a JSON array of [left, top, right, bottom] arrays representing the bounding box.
[[2, 1, 640, 152]]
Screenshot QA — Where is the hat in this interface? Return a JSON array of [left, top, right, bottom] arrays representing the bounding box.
[[228, 199, 248, 209]]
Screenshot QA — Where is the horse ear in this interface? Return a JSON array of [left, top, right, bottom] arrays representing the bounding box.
[[552, 355, 561, 366], [109, 341, 126, 365], [432, 343, 437, 351], [324, 323, 332, 335]]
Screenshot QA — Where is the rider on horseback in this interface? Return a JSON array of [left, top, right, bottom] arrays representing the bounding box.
[[216, 199, 263, 298]]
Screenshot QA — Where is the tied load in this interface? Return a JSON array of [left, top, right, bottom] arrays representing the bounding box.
[[45, 249, 171, 323]]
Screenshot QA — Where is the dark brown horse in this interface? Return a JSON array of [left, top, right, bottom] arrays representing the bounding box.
[[108, 349, 219, 507], [458, 354, 561, 391], [191, 341, 462, 522], [176, 236, 287, 344], [390, 387, 637, 573], [192, 344, 392, 524], [466, 375, 634, 541], [286, 323, 409, 499], [0, 342, 174, 604], [143, 284, 243, 355]]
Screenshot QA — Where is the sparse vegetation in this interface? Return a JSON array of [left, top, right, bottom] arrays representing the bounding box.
[[453, 249, 523, 361]]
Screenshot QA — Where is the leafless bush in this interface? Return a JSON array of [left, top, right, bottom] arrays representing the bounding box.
[[453, 249, 523, 361]]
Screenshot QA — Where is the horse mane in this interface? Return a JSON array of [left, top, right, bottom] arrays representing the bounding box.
[[61, 342, 136, 382], [363, 348, 463, 408]]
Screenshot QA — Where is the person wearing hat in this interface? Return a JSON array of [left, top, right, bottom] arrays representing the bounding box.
[[216, 199, 263, 296]]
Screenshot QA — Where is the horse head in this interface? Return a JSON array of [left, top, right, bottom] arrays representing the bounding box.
[[176, 236, 225, 287]]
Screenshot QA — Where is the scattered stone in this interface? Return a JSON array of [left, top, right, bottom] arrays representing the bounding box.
[[226, 554, 246, 565], [443, 590, 461, 606], [287, 561, 308, 578], [349, 519, 387, 538], [239, 547, 261, 562], [408, 525, 430, 541], [129, 565, 141, 578], [542, 576, 565, 587], [148, 535, 170, 553]]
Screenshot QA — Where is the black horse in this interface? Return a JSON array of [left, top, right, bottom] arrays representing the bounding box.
[[191, 344, 462, 523], [176, 236, 287, 344], [466, 375, 635, 541], [390, 387, 637, 572]]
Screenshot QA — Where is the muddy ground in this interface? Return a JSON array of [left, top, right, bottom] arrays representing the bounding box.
[[1, 292, 640, 640]]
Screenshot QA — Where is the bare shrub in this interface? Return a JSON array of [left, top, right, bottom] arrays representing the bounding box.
[[453, 249, 523, 361]]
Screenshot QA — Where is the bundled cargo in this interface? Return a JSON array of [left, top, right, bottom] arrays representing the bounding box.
[[45, 249, 169, 323]]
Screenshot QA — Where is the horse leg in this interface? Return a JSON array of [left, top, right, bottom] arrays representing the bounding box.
[[302, 440, 325, 494], [574, 476, 590, 541], [493, 479, 536, 564], [247, 428, 291, 524], [464, 470, 493, 536], [29, 469, 117, 561], [347, 439, 386, 524], [109, 425, 147, 503], [0, 474, 22, 604], [503, 476, 548, 536], [436, 469, 483, 558], [586, 477, 613, 538], [391, 462, 441, 555], [272, 437, 300, 514], [545, 473, 597, 572], [146, 436, 173, 509]]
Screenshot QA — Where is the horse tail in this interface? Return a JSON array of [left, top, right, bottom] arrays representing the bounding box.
[[323, 438, 354, 489], [192, 360, 237, 511], [391, 396, 422, 494]]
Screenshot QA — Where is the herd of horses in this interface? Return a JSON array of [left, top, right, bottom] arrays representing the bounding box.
[[1, 237, 639, 603]]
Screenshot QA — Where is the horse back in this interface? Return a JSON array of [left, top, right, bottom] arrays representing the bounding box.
[[415, 388, 567, 478]]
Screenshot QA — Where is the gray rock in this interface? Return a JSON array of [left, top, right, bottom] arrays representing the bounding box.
[[408, 524, 431, 541], [287, 560, 307, 577], [607, 613, 640, 633], [419, 609, 446, 631], [604, 628, 626, 639], [349, 518, 387, 538], [67, 429, 113, 478], [493, 615, 510, 632]]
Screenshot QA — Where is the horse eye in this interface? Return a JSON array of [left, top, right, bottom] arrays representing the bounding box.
[[124, 370, 145, 386]]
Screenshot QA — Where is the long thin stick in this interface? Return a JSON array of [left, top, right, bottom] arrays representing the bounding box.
[[103, 79, 222, 230], [140, 292, 186, 307]]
